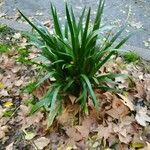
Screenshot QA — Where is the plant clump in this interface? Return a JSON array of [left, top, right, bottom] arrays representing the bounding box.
[[18, 0, 131, 127], [123, 51, 140, 63]]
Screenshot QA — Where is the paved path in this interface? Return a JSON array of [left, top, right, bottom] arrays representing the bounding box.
[[0, 0, 150, 60]]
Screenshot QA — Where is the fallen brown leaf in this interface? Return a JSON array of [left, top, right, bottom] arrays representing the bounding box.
[[97, 123, 113, 140], [66, 127, 83, 142], [34, 137, 49, 150], [135, 106, 150, 126], [117, 94, 134, 111]]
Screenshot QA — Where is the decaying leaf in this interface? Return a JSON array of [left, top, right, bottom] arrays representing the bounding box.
[[106, 97, 130, 119], [97, 123, 113, 140], [23, 130, 36, 140], [66, 128, 83, 141], [75, 125, 89, 138], [34, 137, 49, 150], [113, 116, 136, 144], [135, 106, 150, 126]]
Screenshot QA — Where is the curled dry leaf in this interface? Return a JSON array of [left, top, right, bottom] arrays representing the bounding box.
[[117, 94, 134, 111], [34, 137, 49, 150]]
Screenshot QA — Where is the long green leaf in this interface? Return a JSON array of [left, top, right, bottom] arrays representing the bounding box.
[[51, 3, 63, 38], [18, 10, 55, 48], [48, 86, 61, 127], [65, 3, 76, 57], [81, 74, 97, 107], [93, 0, 104, 31], [30, 97, 50, 114]]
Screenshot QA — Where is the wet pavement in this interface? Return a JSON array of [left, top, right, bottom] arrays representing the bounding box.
[[0, 0, 150, 60]]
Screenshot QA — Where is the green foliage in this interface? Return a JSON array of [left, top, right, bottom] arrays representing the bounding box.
[[123, 51, 139, 63], [22, 81, 37, 93], [0, 43, 10, 54], [19, 0, 130, 127], [3, 110, 14, 117], [16, 48, 29, 63]]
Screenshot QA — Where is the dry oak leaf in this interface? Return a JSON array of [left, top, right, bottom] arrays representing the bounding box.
[[118, 134, 132, 144], [75, 125, 89, 138], [135, 82, 145, 98], [34, 137, 49, 150], [97, 123, 113, 140], [106, 97, 130, 119], [113, 116, 135, 143], [18, 106, 44, 129], [135, 106, 150, 126], [56, 111, 73, 126], [66, 127, 83, 141]]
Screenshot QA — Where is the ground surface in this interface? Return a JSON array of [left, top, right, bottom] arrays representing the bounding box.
[[0, 0, 150, 150], [0, 27, 150, 150], [0, 0, 150, 60]]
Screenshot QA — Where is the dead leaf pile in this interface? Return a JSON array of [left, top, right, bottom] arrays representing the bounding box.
[[0, 30, 150, 149]]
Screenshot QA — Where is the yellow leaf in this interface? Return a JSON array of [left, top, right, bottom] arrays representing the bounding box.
[[131, 142, 144, 148], [24, 132, 35, 140], [0, 82, 5, 89], [4, 102, 13, 108]]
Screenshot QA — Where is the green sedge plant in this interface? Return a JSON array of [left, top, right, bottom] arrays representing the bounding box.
[[18, 0, 131, 127]]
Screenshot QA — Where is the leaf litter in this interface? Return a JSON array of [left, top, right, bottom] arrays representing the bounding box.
[[0, 29, 150, 149]]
